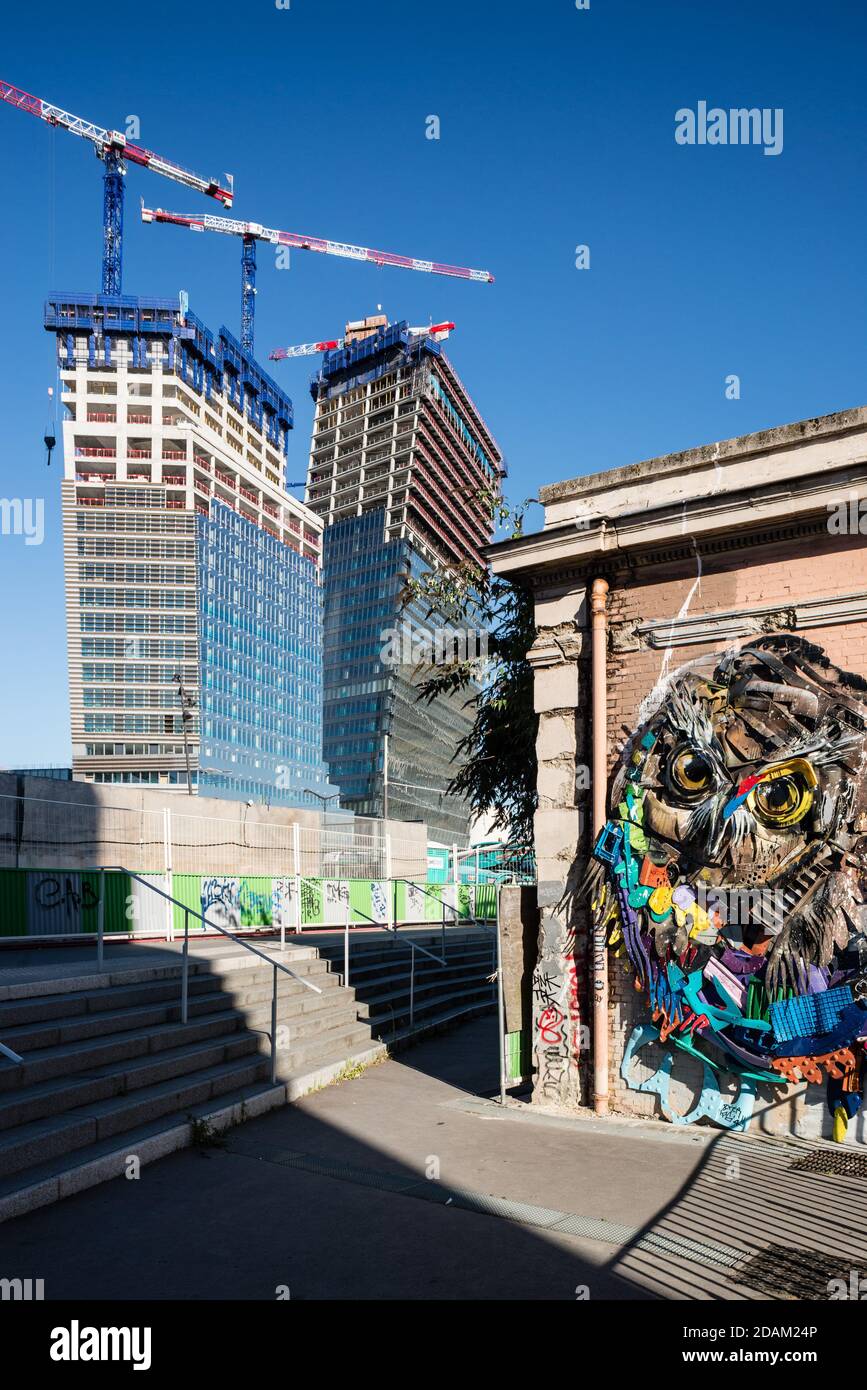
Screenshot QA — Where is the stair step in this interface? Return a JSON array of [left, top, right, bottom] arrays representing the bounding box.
[[191, 955, 334, 988], [0, 973, 220, 1029], [280, 1038, 388, 1102], [360, 969, 494, 1011], [335, 959, 493, 989], [369, 981, 495, 1028], [0, 988, 240, 1053], [0, 1022, 253, 1132], [0, 1049, 267, 1179], [381, 996, 494, 1047], [244, 994, 367, 1035], [0, 1009, 250, 1093], [318, 941, 492, 967], [0, 1078, 286, 1224], [214, 973, 345, 1012], [275, 1021, 376, 1076]]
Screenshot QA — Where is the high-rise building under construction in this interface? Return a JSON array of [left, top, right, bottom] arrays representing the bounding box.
[[305, 316, 504, 842], [47, 292, 338, 807]]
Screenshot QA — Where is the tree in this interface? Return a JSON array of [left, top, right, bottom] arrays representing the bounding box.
[[405, 494, 538, 842]]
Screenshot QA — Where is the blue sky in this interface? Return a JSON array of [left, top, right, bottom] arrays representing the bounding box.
[[1, 0, 865, 765]]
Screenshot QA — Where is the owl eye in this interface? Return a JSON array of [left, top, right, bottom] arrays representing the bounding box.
[[668, 745, 715, 800], [750, 773, 813, 827]]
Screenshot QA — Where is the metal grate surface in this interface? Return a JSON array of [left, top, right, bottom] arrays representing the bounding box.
[[789, 1149, 867, 1178], [731, 1243, 853, 1300]]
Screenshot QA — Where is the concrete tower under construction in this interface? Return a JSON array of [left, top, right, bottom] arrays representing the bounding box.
[[47, 292, 338, 807], [305, 316, 504, 841]]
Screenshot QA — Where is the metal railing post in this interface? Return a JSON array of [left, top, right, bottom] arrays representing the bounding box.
[[293, 822, 302, 936], [270, 963, 278, 1084], [97, 867, 105, 970], [385, 833, 394, 935], [496, 886, 506, 1104], [344, 894, 350, 989], [180, 907, 190, 1025], [452, 840, 460, 927], [410, 943, 415, 1029], [163, 807, 174, 942]]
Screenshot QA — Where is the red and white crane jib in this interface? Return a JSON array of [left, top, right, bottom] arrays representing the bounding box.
[[269, 321, 456, 361], [0, 79, 233, 206], [269, 340, 343, 360], [139, 206, 494, 283]]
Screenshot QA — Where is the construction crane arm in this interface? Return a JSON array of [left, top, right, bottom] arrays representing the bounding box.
[[141, 206, 494, 283], [270, 341, 342, 361], [269, 322, 456, 362], [1, 79, 233, 206]]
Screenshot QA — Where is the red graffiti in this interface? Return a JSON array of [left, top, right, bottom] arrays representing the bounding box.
[[538, 1005, 565, 1045], [565, 954, 585, 1058]]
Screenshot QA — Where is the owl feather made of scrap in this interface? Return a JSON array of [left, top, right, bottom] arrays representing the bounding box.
[[588, 635, 867, 1136]]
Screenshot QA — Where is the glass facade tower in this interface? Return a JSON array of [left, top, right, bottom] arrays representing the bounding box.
[[47, 292, 337, 807], [307, 317, 505, 841], [197, 504, 331, 802]]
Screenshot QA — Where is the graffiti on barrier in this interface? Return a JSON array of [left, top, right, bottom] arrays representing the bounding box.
[[272, 877, 296, 931], [201, 877, 240, 933], [324, 880, 350, 924]]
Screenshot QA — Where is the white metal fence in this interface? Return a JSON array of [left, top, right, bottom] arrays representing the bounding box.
[[0, 793, 427, 881]]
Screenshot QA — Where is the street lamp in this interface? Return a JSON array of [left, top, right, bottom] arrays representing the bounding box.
[[302, 788, 341, 805], [173, 673, 196, 796]]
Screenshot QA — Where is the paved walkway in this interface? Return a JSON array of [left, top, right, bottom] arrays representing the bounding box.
[[3, 1016, 865, 1300]]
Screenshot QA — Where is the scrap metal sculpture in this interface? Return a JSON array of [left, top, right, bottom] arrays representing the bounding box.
[[589, 636, 867, 1140]]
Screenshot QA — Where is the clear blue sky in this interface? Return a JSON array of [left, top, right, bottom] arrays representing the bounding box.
[[1, 0, 865, 766]]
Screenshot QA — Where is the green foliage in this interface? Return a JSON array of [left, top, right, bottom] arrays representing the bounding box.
[[406, 491, 538, 842], [188, 1115, 226, 1150]]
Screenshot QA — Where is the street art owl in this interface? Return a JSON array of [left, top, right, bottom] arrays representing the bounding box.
[[588, 635, 867, 1139]]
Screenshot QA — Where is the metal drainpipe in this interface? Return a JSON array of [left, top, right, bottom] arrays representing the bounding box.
[[590, 577, 610, 1116]]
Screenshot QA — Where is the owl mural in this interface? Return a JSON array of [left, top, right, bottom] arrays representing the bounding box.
[[588, 635, 867, 1140]]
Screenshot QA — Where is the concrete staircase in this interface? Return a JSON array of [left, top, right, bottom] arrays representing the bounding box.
[[0, 949, 373, 1223], [321, 929, 497, 1046], [0, 927, 496, 1223]]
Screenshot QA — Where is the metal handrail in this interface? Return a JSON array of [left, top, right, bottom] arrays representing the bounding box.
[[340, 899, 448, 1031], [101, 867, 321, 1084], [392, 877, 497, 942], [392, 877, 456, 959], [350, 899, 446, 967], [0, 1040, 23, 1064], [394, 877, 458, 913]]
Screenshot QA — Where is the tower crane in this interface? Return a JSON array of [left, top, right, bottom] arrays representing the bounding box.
[[0, 78, 233, 294], [140, 203, 493, 355], [269, 321, 455, 361]]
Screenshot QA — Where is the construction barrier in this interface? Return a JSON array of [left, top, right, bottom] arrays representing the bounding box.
[[0, 868, 496, 939]]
